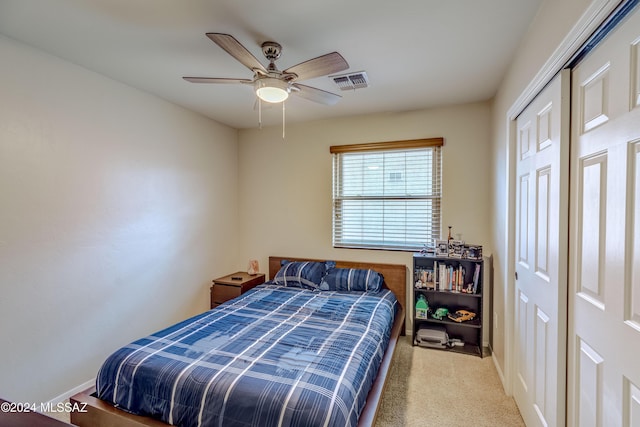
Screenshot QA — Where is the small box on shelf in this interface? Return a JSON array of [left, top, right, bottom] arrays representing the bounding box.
[[415, 294, 429, 319], [465, 244, 483, 260], [435, 240, 449, 256], [449, 240, 464, 258]]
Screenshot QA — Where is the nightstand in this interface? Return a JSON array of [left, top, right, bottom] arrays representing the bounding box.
[[210, 272, 266, 309]]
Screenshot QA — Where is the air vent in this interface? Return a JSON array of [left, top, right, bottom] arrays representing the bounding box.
[[330, 71, 369, 91]]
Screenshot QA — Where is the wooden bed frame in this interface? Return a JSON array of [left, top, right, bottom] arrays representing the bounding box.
[[70, 256, 406, 427]]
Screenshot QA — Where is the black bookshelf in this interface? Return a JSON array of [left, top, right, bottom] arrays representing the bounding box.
[[413, 252, 484, 357]]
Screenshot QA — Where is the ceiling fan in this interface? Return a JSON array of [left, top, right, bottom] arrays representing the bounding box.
[[183, 33, 349, 105]]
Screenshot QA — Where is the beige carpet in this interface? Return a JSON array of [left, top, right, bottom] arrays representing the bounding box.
[[375, 336, 525, 427]]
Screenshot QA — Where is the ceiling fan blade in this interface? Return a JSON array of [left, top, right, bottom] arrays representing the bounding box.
[[284, 52, 349, 81], [292, 84, 342, 105], [183, 77, 253, 84], [206, 33, 268, 74]]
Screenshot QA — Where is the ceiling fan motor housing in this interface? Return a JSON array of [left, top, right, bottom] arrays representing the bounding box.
[[261, 41, 282, 62]]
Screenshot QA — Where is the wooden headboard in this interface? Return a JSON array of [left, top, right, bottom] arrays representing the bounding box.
[[268, 256, 407, 313]]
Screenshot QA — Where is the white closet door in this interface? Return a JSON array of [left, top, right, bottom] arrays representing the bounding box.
[[513, 70, 570, 427], [568, 7, 640, 426]]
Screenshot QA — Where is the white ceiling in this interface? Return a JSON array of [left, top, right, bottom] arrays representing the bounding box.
[[0, 0, 542, 129]]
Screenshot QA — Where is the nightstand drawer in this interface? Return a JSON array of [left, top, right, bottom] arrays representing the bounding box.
[[211, 283, 241, 305]]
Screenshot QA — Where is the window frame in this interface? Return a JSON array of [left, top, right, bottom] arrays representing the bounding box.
[[330, 138, 443, 251]]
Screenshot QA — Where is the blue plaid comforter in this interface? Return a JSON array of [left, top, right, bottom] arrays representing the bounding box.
[[96, 283, 398, 427]]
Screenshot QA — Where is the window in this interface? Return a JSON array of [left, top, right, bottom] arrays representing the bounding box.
[[331, 138, 443, 251]]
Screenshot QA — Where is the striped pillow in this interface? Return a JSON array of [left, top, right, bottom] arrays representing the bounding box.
[[320, 268, 383, 292], [273, 261, 326, 290]]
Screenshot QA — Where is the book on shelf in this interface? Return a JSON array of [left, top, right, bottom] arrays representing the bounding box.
[[472, 263, 481, 293], [456, 265, 465, 292], [434, 261, 438, 290], [439, 264, 447, 291]]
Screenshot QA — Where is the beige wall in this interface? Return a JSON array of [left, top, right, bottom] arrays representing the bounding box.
[[0, 35, 239, 402], [489, 0, 594, 381], [237, 102, 493, 335]]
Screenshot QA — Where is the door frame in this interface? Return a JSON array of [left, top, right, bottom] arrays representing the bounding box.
[[500, 0, 629, 395]]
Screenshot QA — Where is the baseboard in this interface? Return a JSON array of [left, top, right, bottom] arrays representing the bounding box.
[[491, 352, 507, 392], [46, 379, 95, 405], [482, 345, 491, 357]]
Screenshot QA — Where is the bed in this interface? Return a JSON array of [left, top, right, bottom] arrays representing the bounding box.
[[70, 256, 406, 427]]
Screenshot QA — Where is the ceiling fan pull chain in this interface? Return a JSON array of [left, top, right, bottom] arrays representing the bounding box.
[[258, 98, 262, 129], [282, 101, 286, 139]]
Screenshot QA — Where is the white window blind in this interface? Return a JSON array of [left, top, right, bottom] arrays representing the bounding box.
[[331, 139, 443, 251]]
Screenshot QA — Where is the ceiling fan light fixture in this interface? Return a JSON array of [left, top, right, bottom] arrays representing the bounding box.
[[255, 78, 290, 103]]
